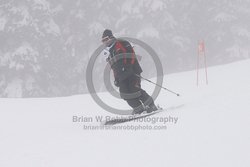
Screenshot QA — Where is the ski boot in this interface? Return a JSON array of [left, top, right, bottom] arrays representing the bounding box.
[[145, 103, 158, 113], [132, 106, 145, 115]]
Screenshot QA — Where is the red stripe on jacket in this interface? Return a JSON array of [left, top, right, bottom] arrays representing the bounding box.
[[115, 42, 127, 64]]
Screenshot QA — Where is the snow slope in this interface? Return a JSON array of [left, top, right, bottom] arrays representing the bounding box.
[[0, 60, 250, 167]]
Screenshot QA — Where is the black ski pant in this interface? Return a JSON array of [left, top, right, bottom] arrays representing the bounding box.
[[119, 74, 154, 112]]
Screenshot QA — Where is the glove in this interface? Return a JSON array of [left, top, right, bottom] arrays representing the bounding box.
[[114, 80, 120, 87]]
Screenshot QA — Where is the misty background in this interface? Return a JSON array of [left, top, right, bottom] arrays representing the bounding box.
[[0, 0, 250, 97]]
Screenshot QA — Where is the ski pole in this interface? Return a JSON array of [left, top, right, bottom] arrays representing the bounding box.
[[135, 74, 180, 96]]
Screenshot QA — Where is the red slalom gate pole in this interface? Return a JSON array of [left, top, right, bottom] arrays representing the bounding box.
[[203, 41, 208, 85], [197, 41, 200, 86], [197, 40, 208, 86]]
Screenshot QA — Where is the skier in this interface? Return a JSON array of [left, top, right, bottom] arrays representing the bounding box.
[[101, 29, 158, 114]]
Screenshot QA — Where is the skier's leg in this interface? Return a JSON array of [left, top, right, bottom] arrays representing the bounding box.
[[140, 89, 154, 106], [140, 89, 158, 112], [129, 75, 158, 112], [119, 79, 144, 114]]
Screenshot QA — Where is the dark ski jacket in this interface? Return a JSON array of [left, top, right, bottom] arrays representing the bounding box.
[[107, 39, 142, 82]]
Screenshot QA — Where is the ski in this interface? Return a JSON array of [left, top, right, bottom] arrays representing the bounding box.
[[102, 108, 165, 126]]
